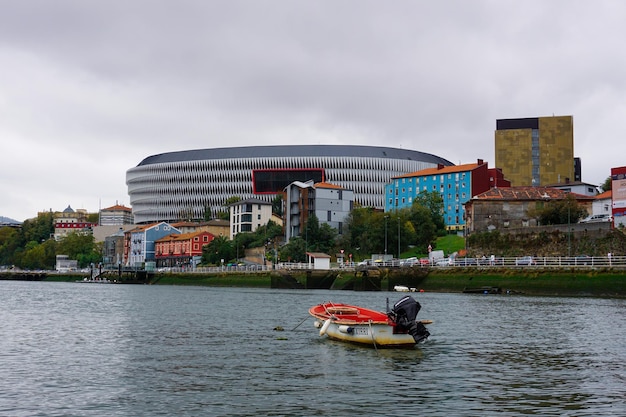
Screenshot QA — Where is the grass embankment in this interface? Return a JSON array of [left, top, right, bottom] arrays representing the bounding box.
[[153, 272, 273, 287], [44, 269, 626, 297], [418, 268, 626, 297], [401, 234, 465, 259]]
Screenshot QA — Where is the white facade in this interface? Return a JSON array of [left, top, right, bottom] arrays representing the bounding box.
[[126, 145, 451, 224], [229, 198, 273, 239], [592, 191, 612, 217], [547, 181, 599, 196]]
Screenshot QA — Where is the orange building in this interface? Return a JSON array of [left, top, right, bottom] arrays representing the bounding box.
[[155, 231, 215, 267]]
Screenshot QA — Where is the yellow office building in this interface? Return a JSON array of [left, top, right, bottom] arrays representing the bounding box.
[[495, 116, 575, 186]]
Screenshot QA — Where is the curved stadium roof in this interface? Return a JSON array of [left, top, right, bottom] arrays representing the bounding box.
[[136, 145, 452, 167]]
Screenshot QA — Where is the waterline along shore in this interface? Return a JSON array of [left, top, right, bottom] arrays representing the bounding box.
[[38, 268, 626, 297]]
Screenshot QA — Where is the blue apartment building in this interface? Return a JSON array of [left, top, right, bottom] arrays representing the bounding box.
[[384, 160, 509, 231]]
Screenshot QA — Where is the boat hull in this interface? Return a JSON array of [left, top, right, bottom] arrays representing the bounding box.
[[313, 319, 417, 347], [309, 302, 427, 348]]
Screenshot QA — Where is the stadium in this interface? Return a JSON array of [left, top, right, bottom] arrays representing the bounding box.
[[126, 145, 453, 224]]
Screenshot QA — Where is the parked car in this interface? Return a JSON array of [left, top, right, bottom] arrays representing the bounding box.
[[573, 255, 593, 265], [400, 257, 418, 266], [454, 257, 477, 266], [580, 214, 612, 223], [515, 256, 535, 266], [435, 258, 452, 266]]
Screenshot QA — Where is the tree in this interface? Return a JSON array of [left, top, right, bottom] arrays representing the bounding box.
[[0, 227, 19, 265], [313, 223, 337, 254], [409, 205, 438, 251], [304, 214, 320, 248], [203, 205, 213, 221], [279, 237, 307, 262], [413, 191, 446, 233], [532, 195, 587, 225], [56, 232, 99, 267], [202, 235, 234, 265], [272, 195, 283, 217], [19, 212, 54, 247], [601, 176, 612, 192]]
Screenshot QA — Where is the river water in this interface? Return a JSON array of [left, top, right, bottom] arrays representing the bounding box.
[[1, 281, 625, 416]]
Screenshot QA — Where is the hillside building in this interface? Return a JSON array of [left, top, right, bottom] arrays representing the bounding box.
[[284, 180, 354, 242], [385, 159, 509, 231]]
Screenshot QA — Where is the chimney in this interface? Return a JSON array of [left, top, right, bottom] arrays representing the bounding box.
[[477, 159, 484, 165], [437, 164, 444, 170]]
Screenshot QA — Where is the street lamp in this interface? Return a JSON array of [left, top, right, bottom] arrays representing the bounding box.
[[384, 215, 389, 255], [568, 203, 571, 257], [397, 215, 400, 258]]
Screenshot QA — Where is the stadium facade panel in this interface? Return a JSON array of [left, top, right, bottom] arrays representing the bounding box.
[[126, 145, 453, 224]]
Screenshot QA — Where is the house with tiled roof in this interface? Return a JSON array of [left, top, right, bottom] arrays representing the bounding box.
[[125, 222, 181, 267], [543, 180, 599, 197], [593, 190, 612, 219], [465, 186, 595, 233], [155, 230, 215, 268], [99, 204, 134, 225], [54, 205, 96, 240], [384, 159, 510, 231]]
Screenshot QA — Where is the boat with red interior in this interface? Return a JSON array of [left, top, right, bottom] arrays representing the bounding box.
[[309, 295, 430, 348]]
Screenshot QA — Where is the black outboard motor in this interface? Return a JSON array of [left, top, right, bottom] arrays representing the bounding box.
[[389, 295, 430, 343]]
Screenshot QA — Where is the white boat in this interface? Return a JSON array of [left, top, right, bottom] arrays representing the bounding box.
[[309, 296, 431, 348]]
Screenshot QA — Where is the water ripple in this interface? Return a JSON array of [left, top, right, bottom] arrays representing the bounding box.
[[1, 283, 625, 416]]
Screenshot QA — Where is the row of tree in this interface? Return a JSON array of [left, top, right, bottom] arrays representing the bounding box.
[[2, 189, 596, 269], [0, 212, 101, 270]]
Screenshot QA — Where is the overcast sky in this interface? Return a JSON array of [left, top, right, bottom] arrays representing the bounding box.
[[2, 1, 625, 222]]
